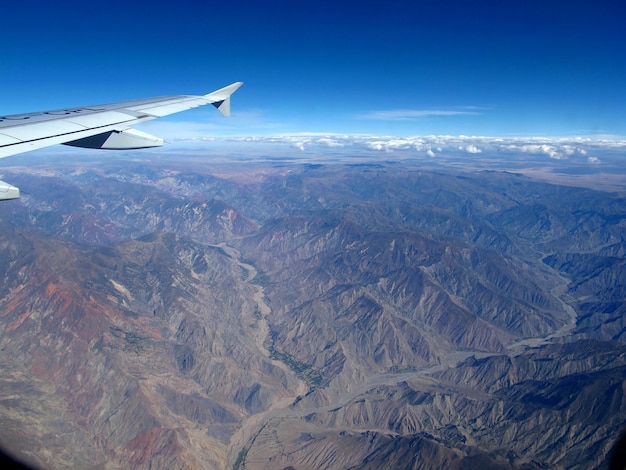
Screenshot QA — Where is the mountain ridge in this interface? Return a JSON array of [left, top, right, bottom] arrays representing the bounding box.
[[0, 158, 624, 468]]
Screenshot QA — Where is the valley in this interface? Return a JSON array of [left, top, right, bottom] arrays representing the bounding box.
[[0, 155, 624, 469]]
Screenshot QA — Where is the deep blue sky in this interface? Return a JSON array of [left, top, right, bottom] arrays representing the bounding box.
[[2, 0, 625, 137]]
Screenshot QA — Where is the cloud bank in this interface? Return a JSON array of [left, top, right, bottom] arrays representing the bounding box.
[[224, 134, 624, 163]]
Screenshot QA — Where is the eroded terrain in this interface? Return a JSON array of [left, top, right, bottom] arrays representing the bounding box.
[[0, 156, 624, 469]]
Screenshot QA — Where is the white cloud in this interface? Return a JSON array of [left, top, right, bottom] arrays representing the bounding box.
[[317, 138, 345, 148], [364, 141, 386, 151], [235, 135, 624, 156], [293, 141, 307, 151], [154, 132, 626, 168], [465, 144, 481, 154]]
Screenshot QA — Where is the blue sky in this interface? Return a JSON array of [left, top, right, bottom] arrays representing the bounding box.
[[2, 0, 625, 137]]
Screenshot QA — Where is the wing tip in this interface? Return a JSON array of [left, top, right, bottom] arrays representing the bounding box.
[[204, 82, 244, 117]]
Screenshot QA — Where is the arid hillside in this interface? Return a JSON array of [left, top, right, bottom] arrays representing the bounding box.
[[0, 156, 624, 469]]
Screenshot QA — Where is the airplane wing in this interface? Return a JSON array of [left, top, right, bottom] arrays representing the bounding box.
[[0, 81, 243, 200]]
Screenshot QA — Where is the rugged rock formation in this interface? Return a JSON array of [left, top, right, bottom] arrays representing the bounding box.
[[0, 157, 624, 468]]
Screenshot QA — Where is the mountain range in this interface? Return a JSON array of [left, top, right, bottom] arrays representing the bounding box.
[[0, 154, 624, 469]]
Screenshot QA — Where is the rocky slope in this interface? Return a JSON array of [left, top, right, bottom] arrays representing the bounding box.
[[0, 156, 624, 468]]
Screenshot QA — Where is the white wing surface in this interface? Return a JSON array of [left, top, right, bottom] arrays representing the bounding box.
[[0, 82, 243, 200]]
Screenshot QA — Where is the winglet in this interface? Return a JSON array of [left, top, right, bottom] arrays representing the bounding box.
[[203, 82, 244, 117]]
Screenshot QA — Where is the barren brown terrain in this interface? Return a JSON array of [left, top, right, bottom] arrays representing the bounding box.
[[0, 154, 624, 469]]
